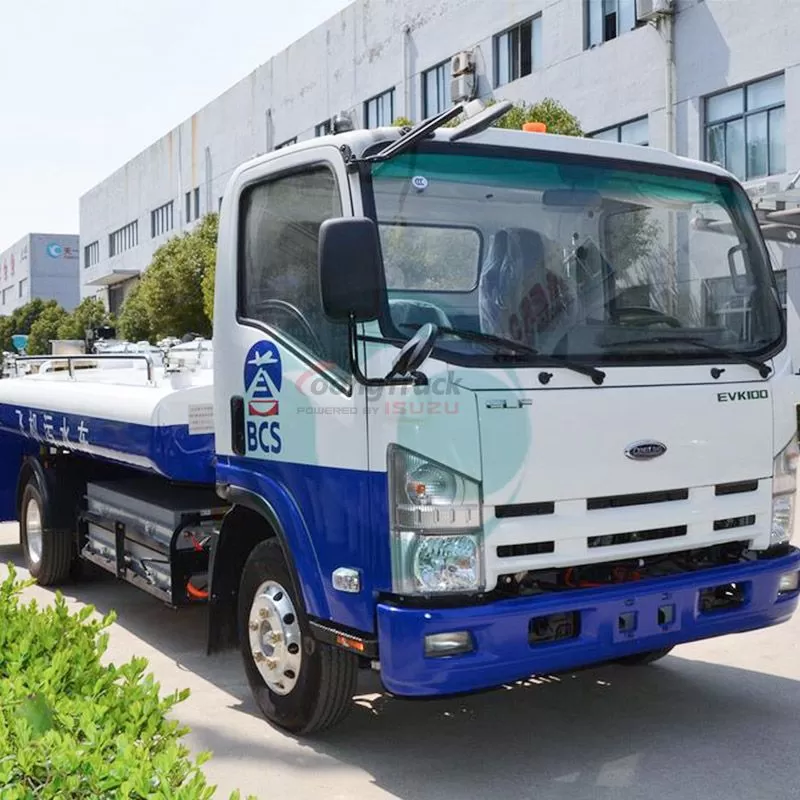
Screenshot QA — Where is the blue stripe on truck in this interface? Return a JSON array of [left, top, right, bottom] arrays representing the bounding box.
[[0, 402, 215, 485]]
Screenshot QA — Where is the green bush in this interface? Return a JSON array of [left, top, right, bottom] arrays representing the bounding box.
[[0, 564, 252, 799]]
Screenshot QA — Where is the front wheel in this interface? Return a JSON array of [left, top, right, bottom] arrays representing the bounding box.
[[19, 479, 73, 586], [237, 538, 358, 735], [616, 646, 674, 666]]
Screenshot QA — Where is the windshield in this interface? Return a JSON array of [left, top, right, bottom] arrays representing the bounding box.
[[368, 146, 784, 366]]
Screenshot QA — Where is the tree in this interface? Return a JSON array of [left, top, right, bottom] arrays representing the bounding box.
[[56, 297, 111, 341], [116, 213, 218, 340], [117, 281, 153, 342], [0, 298, 51, 352], [489, 97, 583, 136], [27, 302, 69, 355]]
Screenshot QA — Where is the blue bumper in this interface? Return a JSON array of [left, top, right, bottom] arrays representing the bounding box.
[[376, 549, 800, 697]]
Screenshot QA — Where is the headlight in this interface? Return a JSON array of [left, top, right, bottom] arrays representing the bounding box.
[[771, 433, 799, 547], [389, 446, 483, 595]]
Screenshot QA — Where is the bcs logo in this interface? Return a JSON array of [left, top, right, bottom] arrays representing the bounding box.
[[46, 243, 64, 258], [244, 341, 282, 455]]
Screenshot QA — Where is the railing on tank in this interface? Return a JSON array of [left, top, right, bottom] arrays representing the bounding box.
[[8, 353, 156, 384]]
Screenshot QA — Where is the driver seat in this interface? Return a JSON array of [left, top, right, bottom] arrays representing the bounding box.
[[478, 227, 577, 347]]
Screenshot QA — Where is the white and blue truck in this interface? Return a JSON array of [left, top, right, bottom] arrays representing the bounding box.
[[0, 101, 798, 735]]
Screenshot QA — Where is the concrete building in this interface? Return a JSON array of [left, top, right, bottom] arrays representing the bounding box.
[[80, 0, 800, 348], [0, 234, 80, 316]]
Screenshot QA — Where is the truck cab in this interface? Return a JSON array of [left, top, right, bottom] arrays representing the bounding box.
[[209, 103, 799, 731]]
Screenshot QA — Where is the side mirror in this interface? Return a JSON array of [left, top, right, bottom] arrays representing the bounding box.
[[319, 217, 383, 322], [386, 323, 438, 380]]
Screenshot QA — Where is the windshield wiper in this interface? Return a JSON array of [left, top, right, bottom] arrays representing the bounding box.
[[399, 323, 606, 385], [600, 334, 771, 378]]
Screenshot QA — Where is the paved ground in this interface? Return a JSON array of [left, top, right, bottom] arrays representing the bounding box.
[[2, 521, 799, 800]]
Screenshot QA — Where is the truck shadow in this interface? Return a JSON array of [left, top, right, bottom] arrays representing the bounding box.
[[2, 537, 799, 800]]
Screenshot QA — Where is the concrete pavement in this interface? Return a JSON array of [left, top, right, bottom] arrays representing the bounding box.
[[1, 520, 799, 800]]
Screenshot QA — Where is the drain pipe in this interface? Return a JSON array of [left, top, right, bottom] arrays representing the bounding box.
[[662, 8, 676, 153], [402, 24, 411, 120]]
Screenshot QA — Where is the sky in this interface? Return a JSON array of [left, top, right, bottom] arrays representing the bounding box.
[[0, 0, 352, 249]]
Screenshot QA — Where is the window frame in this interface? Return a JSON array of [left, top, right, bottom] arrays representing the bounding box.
[[364, 88, 395, 129], [151, 200, 174, 238], [585, 0, 641, 48], [422, 60, 450, 118], [588, 116, 650, 146], [493, 14, 542, 88], [704, 73, 786, 181], [84, 240, 100, 268], [109, 220, 138, 258], [379, 220, 485, 294], [235, 157, 355, 394], [315, 119, 333, 137]]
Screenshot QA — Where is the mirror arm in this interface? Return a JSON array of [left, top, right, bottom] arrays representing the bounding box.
[[346, 316, 422, 387]]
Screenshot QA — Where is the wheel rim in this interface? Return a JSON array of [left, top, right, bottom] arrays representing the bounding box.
[[248, 580, 303, 696], [25, 496, 43, 566]]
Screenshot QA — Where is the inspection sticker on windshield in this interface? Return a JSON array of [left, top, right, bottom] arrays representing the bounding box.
[[411, 175, 429, 190]]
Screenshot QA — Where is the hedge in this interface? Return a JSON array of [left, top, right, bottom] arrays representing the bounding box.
[[0, 564, 254, 799]]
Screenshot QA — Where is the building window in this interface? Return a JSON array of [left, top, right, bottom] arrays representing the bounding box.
[[423, 60, 450, 117], [185, 188, 200, 223], [219, 196, 224, 212], [494, 15, 542, 87], [2, 287, 10, 306], [705, 74, 785, 181], [586, 0, 638, 47], [364, 89, 395, 128], [589, 116, 649, 146], [84, 240, 100, 268], [109, 220, 138, 257], [239, 166, 349, 375], [275, 137, 297, 150], [108, 284, 126, 316], [315, 119, 332, 137], [18, 278, 27, 299], [151, 201, 174, 238]]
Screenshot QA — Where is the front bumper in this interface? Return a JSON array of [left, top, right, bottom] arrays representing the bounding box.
[[376, 548, 800, 697]]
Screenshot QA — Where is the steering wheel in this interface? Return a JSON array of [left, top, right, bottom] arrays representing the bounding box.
[[258, 299, 326, 355], [612, 306, 683, 328]]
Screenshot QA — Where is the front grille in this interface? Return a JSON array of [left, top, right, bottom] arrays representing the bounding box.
[[495, 501, 554, 519], [715, 480, 759, 496], [588, 525, 687, 549], [713, 514, 756, 531], [497, 541, 556, 558], [587, 488, 688, 511]]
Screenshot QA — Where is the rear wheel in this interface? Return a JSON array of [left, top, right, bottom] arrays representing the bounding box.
[[616, 646, 674, 666], [238, 538, 358, 735], [19, 479, 73, 586]]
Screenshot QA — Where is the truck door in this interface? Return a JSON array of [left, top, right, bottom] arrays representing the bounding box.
[[214, 148, 374, 631]]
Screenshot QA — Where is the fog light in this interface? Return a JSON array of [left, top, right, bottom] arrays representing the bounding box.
[[424, 631, 474, 657], [778, 571, 799, 594]]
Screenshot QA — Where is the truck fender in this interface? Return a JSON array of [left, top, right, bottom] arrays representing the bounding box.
[[16, 455, 81, 532], [207, 485, 330, 654]]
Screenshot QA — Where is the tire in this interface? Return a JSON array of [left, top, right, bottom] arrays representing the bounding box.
[[19, 479, 73, 586], [238, 538, 358, 735], [616, 646, 674, 666]]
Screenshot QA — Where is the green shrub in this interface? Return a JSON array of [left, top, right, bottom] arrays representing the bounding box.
[[0, 564, 252, 799]]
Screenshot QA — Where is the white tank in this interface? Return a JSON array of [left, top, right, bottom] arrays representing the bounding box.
[[0, 339, 215, 483]]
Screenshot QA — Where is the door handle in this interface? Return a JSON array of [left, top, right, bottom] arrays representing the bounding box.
[[230, 395, 245, 455]]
